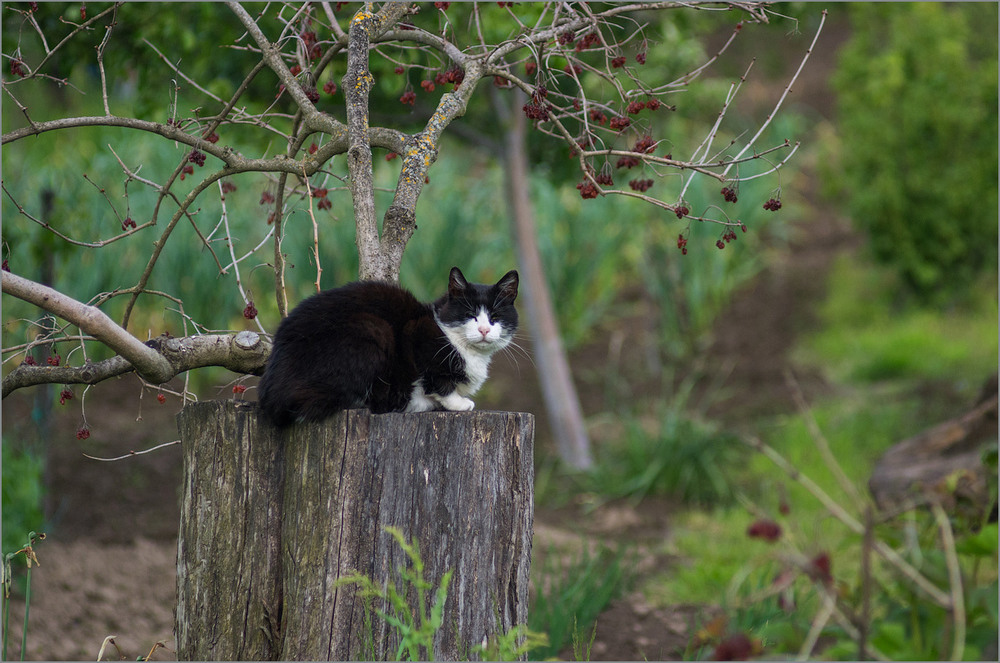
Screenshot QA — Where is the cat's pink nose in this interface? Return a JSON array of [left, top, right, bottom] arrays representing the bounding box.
[[478, 325, 490, 338]]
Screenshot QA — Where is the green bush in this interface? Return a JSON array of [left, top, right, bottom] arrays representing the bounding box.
[[831, 3, 998, 299], [1, 443, 45, 558]]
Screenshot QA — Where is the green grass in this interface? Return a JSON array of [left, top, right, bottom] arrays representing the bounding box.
[[796, 254, 998, 388]]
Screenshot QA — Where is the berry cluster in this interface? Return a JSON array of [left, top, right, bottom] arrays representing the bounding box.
[[243, 302, 258, 320], [609, 116, 630, 131], [188, 149, 206, 167], [157, 393, 167, 404], [616, 155, 639, 169], [323, 80, 337, 95], [674, 205, 689, 219], [746, 519, 781, 542], [233, 384, 248, 395], [610, 55, 627, 69], [121, 217, 136, 231], [594, 172, 613, 186], [762, 197, 782, 211], [76, 426, 91, 440], [632, 135, 656, 154], [576, 180, 599, 199], [59, 389, 74, 405], [400, 89, 416, 106], [10, 58, 26, 77], [720, 186, 738, 203], [715, 228, 739, 249], [259, 190, 275, 206], [676, 234, 688, 255], [300, 30, 322, 61], [628, 178, 653, 192]]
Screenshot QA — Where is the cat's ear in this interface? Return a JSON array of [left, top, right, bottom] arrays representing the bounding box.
[[448, 267, 469, 298], [494, 270, 519, 304]]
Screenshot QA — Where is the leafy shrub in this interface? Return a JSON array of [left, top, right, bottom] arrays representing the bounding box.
[[831, 3, 998, 299], [1, 443, 44, 558]]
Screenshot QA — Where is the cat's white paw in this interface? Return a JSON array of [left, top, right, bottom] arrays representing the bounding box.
[[439, 392, 475, 411]]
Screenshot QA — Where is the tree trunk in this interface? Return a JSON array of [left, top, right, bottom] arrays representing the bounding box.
[[499, 89, 593, 471], [175, 401, 534, 661]]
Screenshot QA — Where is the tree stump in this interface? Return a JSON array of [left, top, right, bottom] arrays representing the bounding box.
[[869, 375, 998, 516], [175, 401, 534, 661]]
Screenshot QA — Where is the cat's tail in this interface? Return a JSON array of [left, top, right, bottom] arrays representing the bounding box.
[[257, 370, 297, 428]]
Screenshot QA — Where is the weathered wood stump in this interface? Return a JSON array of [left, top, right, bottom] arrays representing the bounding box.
[[175, 401, 534, 660], [870, 375, 997, 515]]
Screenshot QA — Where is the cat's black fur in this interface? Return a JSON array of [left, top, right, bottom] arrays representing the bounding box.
[[258, 267, 518, 426]]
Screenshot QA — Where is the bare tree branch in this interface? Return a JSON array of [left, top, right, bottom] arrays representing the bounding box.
[[2, 331, 271, 399], [2, 270, 174, 385]]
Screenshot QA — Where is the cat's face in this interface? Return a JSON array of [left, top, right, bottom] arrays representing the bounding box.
[[436, 268, 519, 355]]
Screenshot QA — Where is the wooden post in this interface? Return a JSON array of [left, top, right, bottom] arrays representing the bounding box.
[[175, 401, 534, 661]]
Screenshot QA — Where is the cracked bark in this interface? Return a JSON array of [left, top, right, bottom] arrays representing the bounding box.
[[175, 402, 534, 661]]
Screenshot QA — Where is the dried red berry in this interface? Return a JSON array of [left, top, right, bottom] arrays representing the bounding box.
[[233, 384, 247, 394], [626, 101, 645, 115], [421, 79, 435, 92], [616, 155, 639, 169], [595, 173, 613, 186], [47, 354, 60, 366], [632, 135, 656, 154], [628, 179, 653, 192], [122, 217, 136, 231], [522, 103, 549, 121], [576, 181, 599, 199], [434, 2, 450, 9], [394, 65, 405, 75], [400, 90, 416, 106], [10, 58, 27, 77], [260, 191, 275, 206], [323, 80, 337, 95], [609, 116, 630, 131], [243, 302, 258, 320], [746, 519, 782, 542], [289, 64, 302, 77], [525, 61, 537, 76], [610, 56, 626, 68], [808, 552, 833, 585], [308, 142, 318, 155], [76, 426, 91, 440], [588, 109, 608, 125], [676, 234, 687, 250], [222, 181, 237, 194], [675, 205, 689, 219], [188, 150, 206, 167], [1, 259, 8, 272], [311, 187, 328, 199], [317, 198, 332, 211], [23, 356, 37, 366], [721, 186, 738, 203], [635, 51, 646, 65], [713, 633, 760, 661], [204, 132, 220, 144], [645, 99, 661, 111], [386, 152, 398, 161], [157, 393, 166, 404], [558, 30, 575, 46], [763, 197, 782, 211], [716, 239, 726, 250], [59, 389, 74, 405]]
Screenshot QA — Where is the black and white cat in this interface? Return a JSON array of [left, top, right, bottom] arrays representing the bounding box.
[[258, 267, 518, 426]]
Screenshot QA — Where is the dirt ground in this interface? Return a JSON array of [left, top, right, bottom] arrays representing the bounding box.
[[1, 14, 859, 663]]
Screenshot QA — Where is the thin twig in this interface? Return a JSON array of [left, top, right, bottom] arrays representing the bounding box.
[[932, 500, 966, 661], [82, 440, 180, 462]]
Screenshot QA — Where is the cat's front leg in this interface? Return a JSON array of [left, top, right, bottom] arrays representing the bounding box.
[[437, 391, 475, 412]]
